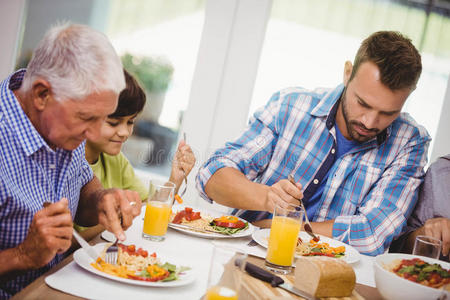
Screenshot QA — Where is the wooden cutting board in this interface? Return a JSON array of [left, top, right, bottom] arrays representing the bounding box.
[[222, 256, 381, 300]]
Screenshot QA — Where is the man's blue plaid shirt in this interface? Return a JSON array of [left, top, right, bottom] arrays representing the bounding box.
[[0, 70, 93, 298], [197, 84, 430, 256]]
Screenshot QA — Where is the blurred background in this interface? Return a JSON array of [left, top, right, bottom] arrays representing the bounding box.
[[1, 0, 449, 206]]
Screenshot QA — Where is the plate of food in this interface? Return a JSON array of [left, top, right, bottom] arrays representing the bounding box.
[[252, 228, 360, 264], [73, 243, 196, 287], [168, 205, 255, 239], [374, 253, 450, 300]]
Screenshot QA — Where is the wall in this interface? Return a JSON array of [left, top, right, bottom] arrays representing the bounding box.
[[0, 0, 26, 79], [16, 0, 108, 68]]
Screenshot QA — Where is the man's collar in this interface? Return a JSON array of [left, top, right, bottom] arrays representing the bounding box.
[[310, 84, 345, 118], [2, 69, 52, 156]]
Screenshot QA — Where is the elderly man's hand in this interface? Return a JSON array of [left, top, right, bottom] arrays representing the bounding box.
[[17, 198, 73, 269], [265, 179, 303, 212], [423, 217, 450, 257], [96, 189, 142, 241]]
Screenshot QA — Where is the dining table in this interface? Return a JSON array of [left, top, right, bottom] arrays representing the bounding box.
[[11, 206, 383, 300]]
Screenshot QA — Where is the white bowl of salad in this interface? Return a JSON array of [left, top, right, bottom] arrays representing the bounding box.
[[374, 253, 450, 300]]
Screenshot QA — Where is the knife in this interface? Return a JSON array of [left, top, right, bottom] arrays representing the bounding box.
[[169, 222, 223, 234], [42, 202, 99, 261], [73, 229, 100, 262], [236, 260, 319, 300]]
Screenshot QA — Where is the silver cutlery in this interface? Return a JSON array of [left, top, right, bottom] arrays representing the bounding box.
[[288, 174, 320, 241], [104, 244, 118, 264], [178, 132, 188, 198], [43, 201, 102, 262], [72, 230, 100, 262], [169, 222, 220, 234], [235, 260, 318, 300]]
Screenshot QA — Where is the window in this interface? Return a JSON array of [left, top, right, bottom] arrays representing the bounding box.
[[16, 0, 206, 177], [250, 0, 450, 160]]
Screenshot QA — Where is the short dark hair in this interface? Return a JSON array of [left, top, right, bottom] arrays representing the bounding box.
[[350, 31, 422, 90], [109, 69, 146, 118]]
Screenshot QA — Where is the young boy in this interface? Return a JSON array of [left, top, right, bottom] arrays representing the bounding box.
[[77, 70, 195, 232]]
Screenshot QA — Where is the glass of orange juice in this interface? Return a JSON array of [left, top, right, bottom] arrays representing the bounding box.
[[265, 204, 304, 274], [142, 179, 175, 242], [205, 245, 247, 300]]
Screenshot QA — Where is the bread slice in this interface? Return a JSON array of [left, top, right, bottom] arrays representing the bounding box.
[[294, 256, 356, 297]]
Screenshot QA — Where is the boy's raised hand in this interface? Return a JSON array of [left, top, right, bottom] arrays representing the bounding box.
[[169, 140, 196, 192]]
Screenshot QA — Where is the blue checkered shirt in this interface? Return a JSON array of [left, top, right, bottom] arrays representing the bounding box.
[[196, 84, 430, 256], [0, 70, 93, 298]]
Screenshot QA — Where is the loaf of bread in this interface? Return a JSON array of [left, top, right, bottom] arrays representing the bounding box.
[[294, 256, 356, 298]]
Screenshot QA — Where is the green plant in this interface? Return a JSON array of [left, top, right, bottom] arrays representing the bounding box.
[[121, 53, 174, 93]]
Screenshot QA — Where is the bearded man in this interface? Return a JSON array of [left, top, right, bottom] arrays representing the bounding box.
[[196, 31, 430, 256]]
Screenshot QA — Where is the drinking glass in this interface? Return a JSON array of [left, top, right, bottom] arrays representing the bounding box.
[[265, 204, 304, 274], [142, 179, 175, 241], [413, 235, 442, 259], [205, 245, 247, 300]]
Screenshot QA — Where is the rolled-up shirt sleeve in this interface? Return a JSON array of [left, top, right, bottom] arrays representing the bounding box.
[[196, 92, 284, 203], [332, 130, 430, 255]]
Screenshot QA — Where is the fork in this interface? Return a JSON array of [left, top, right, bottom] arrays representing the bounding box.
[[104, 241, 118, 264], [288, 174, 320, 241], [177, 132, 188, 198]]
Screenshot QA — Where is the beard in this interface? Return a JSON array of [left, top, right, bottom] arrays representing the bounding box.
[[340, 88, 380, 143]]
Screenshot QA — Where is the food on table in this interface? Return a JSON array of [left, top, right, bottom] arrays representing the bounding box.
[[266, 216, 302, 266], [294, 256, 356, 298], [172, 207, 202, 224], [91, 243, 190, 282], [170, 207, 248, 235], [296, 237, 346, 258], [385, 258, 450, 289], [210, 216, 248, 235]]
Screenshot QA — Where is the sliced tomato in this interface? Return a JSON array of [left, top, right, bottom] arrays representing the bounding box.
[[173, 207, 202, 223], [213, 220, 246, 228], [172, 211, 186, 224], [127, 245, 136, 253], [214, 216, 240, 223], [137, 248, 148, 258], [191, 211, 201, 220], [213, 215, 246, 228]]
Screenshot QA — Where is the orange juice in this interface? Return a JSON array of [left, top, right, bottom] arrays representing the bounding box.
[[143, 201, 172, 236], [266, 216, 301, 266], [206, 286, 238, 300]]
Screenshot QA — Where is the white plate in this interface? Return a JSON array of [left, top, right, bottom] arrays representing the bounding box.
[[168, 205, 255, 239], [252, 228, 361, 264], [73, 243, 197, 287]]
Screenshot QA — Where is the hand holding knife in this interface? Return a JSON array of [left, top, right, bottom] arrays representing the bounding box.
[[44, 201, 100, 261]]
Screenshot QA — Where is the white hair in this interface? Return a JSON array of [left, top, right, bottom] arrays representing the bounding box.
[[21, 23, 125, 101]]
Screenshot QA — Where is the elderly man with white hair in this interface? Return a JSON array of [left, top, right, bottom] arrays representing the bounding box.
[[0, 23, 142, 298]]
